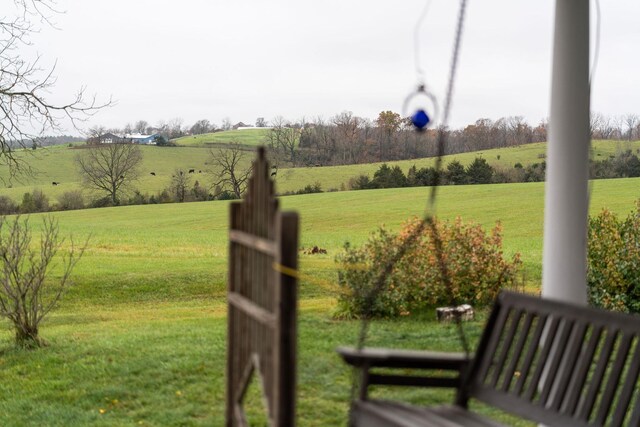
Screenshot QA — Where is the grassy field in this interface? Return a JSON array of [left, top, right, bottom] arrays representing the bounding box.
[[0, 145, 250, 203], [0, 177, 639, 425], [172, 129, 270, 147], [2, 139, 640, 205]]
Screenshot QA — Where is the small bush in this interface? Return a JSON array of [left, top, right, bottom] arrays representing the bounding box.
[[335, 217, 521, 318], [349, 174, 372, 190], [90, 196, 113, 208], [0, 196, 17, 215], [20, 189, 49, 213], [587, 202, 640, 313], [0, 216, 85, 347], [57, 190, 85, 210], [281, 182, 323, 196]]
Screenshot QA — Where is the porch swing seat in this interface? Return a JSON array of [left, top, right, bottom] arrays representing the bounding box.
[[338, 291, 640, 427]]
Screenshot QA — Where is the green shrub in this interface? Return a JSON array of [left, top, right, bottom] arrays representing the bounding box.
[[465, 157, 494, 184], [0, 196, 17, 215], [20, 189, 49, 213], [587, 202, 640, 313], [335, 217, 521, 319], [57, 190, 85, 210]]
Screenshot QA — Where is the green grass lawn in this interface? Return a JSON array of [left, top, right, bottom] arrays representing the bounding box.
[[173, 129, 270, 147], [0, 177, 638, 425]]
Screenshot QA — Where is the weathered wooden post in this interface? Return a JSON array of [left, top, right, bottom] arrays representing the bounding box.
[[226, 147, 299, 426]]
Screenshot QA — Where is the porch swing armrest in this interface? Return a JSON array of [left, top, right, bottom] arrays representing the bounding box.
[[336, 346, 471, 371]]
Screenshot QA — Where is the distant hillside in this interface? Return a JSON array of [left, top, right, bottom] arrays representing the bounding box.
[[173, 129, 269, 147], [1, 139, 639, 203]]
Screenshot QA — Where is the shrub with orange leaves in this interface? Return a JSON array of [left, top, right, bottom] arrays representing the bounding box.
[[335, 216, 521, 319]]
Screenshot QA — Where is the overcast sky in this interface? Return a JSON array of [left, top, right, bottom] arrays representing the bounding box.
[[26, 0, 640, 133]]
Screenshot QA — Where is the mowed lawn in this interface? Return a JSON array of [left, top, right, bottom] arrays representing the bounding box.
[[0, 178, 639, 425]]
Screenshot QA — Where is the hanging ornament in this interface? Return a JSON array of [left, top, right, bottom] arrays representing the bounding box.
[[403, 84, 439, 132]]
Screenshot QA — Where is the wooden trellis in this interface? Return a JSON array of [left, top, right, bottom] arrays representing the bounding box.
[[226, 147, 299, 427]]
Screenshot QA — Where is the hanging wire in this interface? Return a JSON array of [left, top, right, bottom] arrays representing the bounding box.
[[590, 0, 601, 87], [413, 0, 434, 85], [348, 2, 470, 418], [355, 0, 469, 353], [588, 0, 602, 207]]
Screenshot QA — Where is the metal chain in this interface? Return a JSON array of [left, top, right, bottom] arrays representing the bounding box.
[[350, 0, 470, 416]]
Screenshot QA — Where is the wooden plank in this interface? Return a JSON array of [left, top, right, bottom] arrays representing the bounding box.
[[229, 229, 278, 257], [561, 324, 603, 415], [368, 374, 460, 389], [548, 321, 587, 411], [501, 311, 534, 392], [489, 309, 523, 388], [577, 328, 618, 422], [523, 316, 560, 401], [228, 290, 276, 329], [594, 332, 633, 425], [628, 394, 640, 427], [609, 338, 640, 427], [226, 201, 241, 427], [337, 347, 470, 370], [274, 211, 298, 427], [513, 314, 546, 396], [539, 319, 575, 404], [475, 304, 511, 384]]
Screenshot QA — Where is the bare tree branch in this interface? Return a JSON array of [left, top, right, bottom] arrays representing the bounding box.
[[208, 142, 251, 199], [75, 143, 143, 205], [1, 0, 112, 179]]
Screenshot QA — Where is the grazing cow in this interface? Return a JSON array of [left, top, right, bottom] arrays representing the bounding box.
[[198, 170, 202, 173], [150, 172, 156, 176], [189, 169, 195, 174], [52, 182, 59, 186]]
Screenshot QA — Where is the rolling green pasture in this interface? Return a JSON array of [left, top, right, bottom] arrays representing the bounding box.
[[276, 139, 640, 192], [0, 145, 248, 203], [173, 129, 270, 147], [1, 178, 639, 425], [3, 139, 640, 205]]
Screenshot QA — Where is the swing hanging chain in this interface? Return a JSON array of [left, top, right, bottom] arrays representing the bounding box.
[[354, 0, 470, 361], [413, 0, 434, 85]]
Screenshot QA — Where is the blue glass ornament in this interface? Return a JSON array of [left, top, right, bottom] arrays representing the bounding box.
[[411, 109, 430, 130], [403, 84, 438, 132]]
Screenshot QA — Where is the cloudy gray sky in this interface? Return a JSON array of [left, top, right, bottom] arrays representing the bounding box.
[[28, 0, 640, 132]]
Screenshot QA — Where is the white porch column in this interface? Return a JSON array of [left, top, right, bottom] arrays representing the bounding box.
[[542, 0, 590, 305]]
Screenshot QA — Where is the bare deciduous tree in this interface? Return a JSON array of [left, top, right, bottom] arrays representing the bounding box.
[[267, 116, 302, 166], [170, 169, 191, 202], [209, 142, 251, 199], [133, 120, 149, 134], [190, 119, 213, 135], [624, 114, 639, 141], [0, 216, 86, 347], [75, 143, 143, 205], [0, 1, 110, 178]]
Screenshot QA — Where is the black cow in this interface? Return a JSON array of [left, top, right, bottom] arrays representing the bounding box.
[[189, 169, 195, 174], [150, 172, 156, 176], [52, 182, 59, 186]]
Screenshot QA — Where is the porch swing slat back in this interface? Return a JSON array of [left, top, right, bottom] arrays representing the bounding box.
[[341, 291, 640, 427]]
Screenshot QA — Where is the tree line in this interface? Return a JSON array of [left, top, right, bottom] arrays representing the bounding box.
[[266, 112, 640, 168], [348, 148, 640, 191]]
